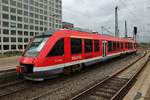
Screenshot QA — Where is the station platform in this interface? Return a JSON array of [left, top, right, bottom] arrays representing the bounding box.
[[0, 56, 19, 71], [124, 53, 150, 100]]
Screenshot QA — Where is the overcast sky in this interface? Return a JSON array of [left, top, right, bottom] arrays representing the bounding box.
[[62, 0, 150, 38]]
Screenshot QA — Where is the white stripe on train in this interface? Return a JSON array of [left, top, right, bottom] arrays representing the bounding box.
[[33, 50, 136, 72]]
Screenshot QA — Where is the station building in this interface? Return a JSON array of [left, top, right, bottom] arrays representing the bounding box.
[[0, 0, 62, 53]]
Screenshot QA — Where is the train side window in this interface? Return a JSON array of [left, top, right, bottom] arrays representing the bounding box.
[[128, 43, 130, 49], [112, 42, 115, 51], [108, 41, 112, 52], [125, 43, 128, 48], [115, 42, 117, 50], [94, 40, 99, 52], [123, 43, 125, 48], [116, 42, 118, 49], [47, 38, 64, 57], [117, 42, 119, 49], [84, 39, 92, 53], [129, 43, 131, 49], [120, 43, 122, 49], [113, 42, 116, 51], [121, 42, 123, 49], [71, 38, 82, 54], [130, 43, 132, 49]]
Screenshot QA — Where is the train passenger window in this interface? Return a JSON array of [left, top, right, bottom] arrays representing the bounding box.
[[71, 38, 82, 54], [113, 42, 116, 51], [112, 42, 114, 51], [130, 43, 133, 49], [84, 39, 92, 53], [125, 43, 128, 48], [108, 41, 112, 52], [121, 42, 123, 49], [129, 43, 131, 49], [94, 40, 99, 52], [128, 43, 130, 49], [117, 42, 120, 49], [47, 38, 64, 57]]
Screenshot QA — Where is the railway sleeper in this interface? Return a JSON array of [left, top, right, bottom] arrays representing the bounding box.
[[103, 85, 120, 90], [80, 96, 104, 100], [91, 91, 114, 99], [105, 78, 128, 85], [99, 86, 119, 91], [103, 82, 124, 88], [97, 87, 117, 93], [96, 88, 117, 94], [106, 80, 128, 85], [105, 80, 128, 87], [89, 95, 110, 100], [110, 77, 129, 82]]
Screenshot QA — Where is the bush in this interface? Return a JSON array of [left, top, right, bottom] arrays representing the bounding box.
[[0, 51, 23, 58]]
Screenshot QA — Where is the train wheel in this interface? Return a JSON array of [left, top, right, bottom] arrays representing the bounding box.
[[63, 67, 72, 75]]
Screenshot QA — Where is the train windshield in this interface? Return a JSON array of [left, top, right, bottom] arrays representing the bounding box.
[[24, 36, 49, 57]]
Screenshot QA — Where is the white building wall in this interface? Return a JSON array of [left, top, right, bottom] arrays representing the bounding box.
[[0, 0, 62, 53]]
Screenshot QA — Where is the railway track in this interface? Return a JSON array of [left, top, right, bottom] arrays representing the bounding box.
[[0, 68, 21, 84], [0, 52, 146, 100], [0, 69, 16, 75], [25, 53, 146, 100], [70, 52, 150, 100], [0, 79, 25, 88], [0, 79, 31, 98], [0, 68, 24, 86]]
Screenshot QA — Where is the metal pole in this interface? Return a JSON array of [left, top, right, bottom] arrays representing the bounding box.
[[115, 6, 119, 37], [125, 21, 128, 38], [101, 26, 104, 34]]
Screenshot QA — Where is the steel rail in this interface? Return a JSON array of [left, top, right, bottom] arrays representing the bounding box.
[[0, 69, 16, 74], [0, 80, 31, 98], [111, 54, 150, 100], [0, 79, 25, 88]]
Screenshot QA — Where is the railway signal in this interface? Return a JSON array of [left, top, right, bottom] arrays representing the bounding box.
[[134, 26, 137, 35], [134, 26, 137, 41]]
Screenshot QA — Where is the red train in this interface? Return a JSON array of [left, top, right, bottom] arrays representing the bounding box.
[[16, 29, 137, 81]]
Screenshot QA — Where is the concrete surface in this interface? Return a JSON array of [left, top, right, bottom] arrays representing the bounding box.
[[0, 56, 19, 71], [124, 53, 150, 100]]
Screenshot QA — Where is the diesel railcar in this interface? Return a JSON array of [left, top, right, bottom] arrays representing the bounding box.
[[16, 29, 137, 81]]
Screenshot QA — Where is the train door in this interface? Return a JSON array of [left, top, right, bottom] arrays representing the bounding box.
[[102, 41, 107, 57]]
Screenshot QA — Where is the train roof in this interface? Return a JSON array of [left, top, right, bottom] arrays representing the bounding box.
[[38, 29, 136, 43]]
